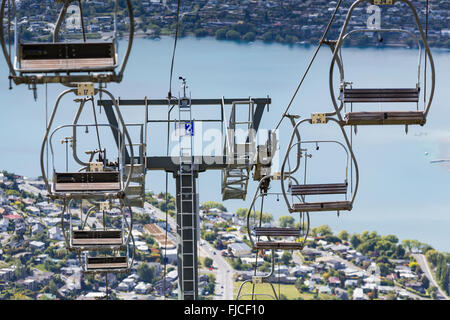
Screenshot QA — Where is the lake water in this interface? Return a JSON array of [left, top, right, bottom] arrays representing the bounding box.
[[0, 36, 449, 251]]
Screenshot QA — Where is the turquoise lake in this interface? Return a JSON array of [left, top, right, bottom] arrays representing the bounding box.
[[0, 36, 449, 251]]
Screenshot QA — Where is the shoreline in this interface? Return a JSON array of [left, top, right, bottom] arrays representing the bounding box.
[[117, 33, 450, 52]]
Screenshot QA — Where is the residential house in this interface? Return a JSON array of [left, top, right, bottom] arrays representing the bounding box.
[[344, 279, 359, 287], [31, 223, 45, 236], [318, 285, 332, 295], [291, 265, 314, 277], [0, 218, 9, 232], [328, 276, 342, 287], [30, 241, 45, 251], [135, 282, 152, 294], [228, 242, 251, 257], [353, 288, 366, 300], [49, 226, 64, 241]]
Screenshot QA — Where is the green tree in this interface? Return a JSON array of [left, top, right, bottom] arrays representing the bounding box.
[[350, 234, 362, 249], [204, 257, 213, 269], [311, 225, 333, 237], [338, 230, 350, 241], [225, 30, 241, 41], [242, 32, 256, 42], [201, 201, 227, 212], [137, 263, 155, 283], [215, 28, 228, 40], [425, 249, 440, 267], [236, 208, 248, 219], [281, 252, 292, 266], [48, 280, 58, 296], [278, 215, 295, 228]]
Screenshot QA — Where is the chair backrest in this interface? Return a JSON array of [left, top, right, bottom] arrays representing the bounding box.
[[290, 183, 348, 196], [342, 88, 419, 103]]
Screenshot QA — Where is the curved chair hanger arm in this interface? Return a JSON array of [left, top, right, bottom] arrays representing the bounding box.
[[0, 0, 17, 77], [246, 175, 272, 249], [400, 0, 435, 117], [77, 0, 86, 42], [117, 0, 134, 81], [236, 250, 279, 300], [283, 115, 301, 176], [40, 89, 77, 195], [100, 89, 134, 193], [60, 198, 71, 248], [72, 99, 90, 167], [327, 118, 359, 205], [81, 205, 99, 230], [280, 118, 310, 211], [53, 0, 71, 43]]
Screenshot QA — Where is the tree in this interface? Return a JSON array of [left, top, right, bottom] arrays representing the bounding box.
[[236, 208, 248, 219], [425, 249, 440, 267], [311, 225, 333, 237], [350, 234, 362, 249], [201, 201, 227, 212], [278, 215, 295, 228], [427, 286, 437, 299], [226, 30, 241, 41], [281, 252, 292, 266], [383, 235, 399, 244], [215, 28, 228, 40], [338, 230, 349, 241], [48, 280, 58, 296], [204, 257, 213, 269], [242, 32, 256, 42], [137, 263, 155, 283]]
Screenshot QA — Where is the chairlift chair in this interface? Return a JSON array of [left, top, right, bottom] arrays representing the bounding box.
[[40, 88, 135, 200], [329, 0, 435, 128], [0, 0, 134, 86], [280, 117, 359, 215], [64, 201, 132, 251]]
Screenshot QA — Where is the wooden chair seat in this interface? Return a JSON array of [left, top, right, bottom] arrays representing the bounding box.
[[254, 242, 304, 250], [290, 183, 347, 196], [344, 111, 425, 126], [292, 201, 352, 212]]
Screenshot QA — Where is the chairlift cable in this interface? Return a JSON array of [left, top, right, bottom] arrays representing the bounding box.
[[168, 0, 181, 99], [7, 0, 11, 88], [274, 0, 343, 131], [77, 0, 86, 42]]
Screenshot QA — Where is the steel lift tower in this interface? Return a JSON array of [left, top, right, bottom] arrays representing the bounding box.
[[99, 83, 271, 299]]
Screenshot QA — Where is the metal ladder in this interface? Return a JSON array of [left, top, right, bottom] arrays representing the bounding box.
[[177, 90, 197, 300], [222, 98, 255, 201], [124, 123, 147, 207]]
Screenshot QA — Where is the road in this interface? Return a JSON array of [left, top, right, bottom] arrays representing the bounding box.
[[413, 253, 449, 300], [144, 202, 234, 300], [199, 240, 235, 300]]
